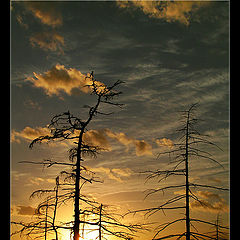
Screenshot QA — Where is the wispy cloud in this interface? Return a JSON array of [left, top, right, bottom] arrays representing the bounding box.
[[29, 31, 65, 54], [16, 2, 65, 53], [11, 126, 50, 144], [16, 205, 36, 216], [24, 99, 42, 110], [24, 2, 62, 27], [89, 166, 133, 182], [105, 129, 153, 156], [16, 14, 28, 29], [116, 1, 210, 25], [173, 189, 229, 213], [134, 139, 152, 156], [12, 125, 173, 158], [190, 190, 229, 213]]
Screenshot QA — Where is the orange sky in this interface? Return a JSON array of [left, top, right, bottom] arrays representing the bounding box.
[[11, 1, 229, 240]]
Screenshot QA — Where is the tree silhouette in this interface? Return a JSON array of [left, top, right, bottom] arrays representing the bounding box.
[[28, 72, 124, 240], [11, 73, 146, 240], [127, 103, 229, 240], [202, 214, 229, 240], [11, 176, 63, 240], [81, 203, 147, 240]]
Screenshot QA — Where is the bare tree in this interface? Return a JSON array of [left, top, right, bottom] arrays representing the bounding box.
[[12, 73, 147, 240], [11, 176, 64, 240], [26, 72, 124, 240], [202, 214, 229, 240], [127, 103, 229, 240], [81, 203, 148, 240]]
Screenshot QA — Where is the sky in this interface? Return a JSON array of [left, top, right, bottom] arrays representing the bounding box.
[[10, 1, 229, 240]]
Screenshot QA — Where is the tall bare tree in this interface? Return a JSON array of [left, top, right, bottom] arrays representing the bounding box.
[[127, 104, 229, 240], [12, 73, 147, 240], [27, 73, 124, 240]]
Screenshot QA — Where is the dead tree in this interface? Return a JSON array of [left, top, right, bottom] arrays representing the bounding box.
[[13, 73, 126, 240], [127, 103, 229, 240], [80, 203, 148, 240], [11, 176, 64, 240], [202, 214, 229, 240]]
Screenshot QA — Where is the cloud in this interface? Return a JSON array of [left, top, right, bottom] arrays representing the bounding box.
[[155, 138, 174, 148], [105, 129, 133, 148], [12, 126, 153, 156], [116, 1, 210, 25], [99, 190, 146, 204], [90, 167, 133, 182], [28, 177, 45, 186], [174, 190, 229, 213], [26, 64, 105, 96], [24, 2, 62, 27], [12, 127, 110, 150], [24, 176, 56, 187], [16, 14, 28, 29], [24, 99, 42, 110], [29, 31, 64, 54], [190, 191, 229, 213], [105, 129, 153, 156], [11, 170, 29, 181], [112, 168, 133, 177], [197, 191, 221, 201], [11, 126, 50, 143], [208, 177, 222, 184], [134, 139, 152, 156], [83, 129, 111, 151], [16, 205, 36, 216]]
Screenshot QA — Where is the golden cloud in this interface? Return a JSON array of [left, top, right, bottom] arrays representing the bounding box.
[[83, 129, 111, 151], [24, 2, 62, 27], [105, 129, 133, 147], [112, 168, 133, 177], [134, 139, 152, 156], [116, 1, 210, 25], [155, 137, 174, 148], [84, 129, 153, 156], [12, 126, 153, 157], [105, 129, 152, 156], [26, 64, 105, 97], [190, 191, 229, 213], [90, 167, 133, 182], [29, 32, 64, 54], [11, 126, 50, 143], [197, 190, 222, 201], [16, 205, 36, 216]]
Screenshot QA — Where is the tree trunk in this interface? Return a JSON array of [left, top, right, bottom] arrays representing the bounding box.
[[73, 157, 80, 240], [99, 204, 103, 240], [73, 130, 84, 240], [53, 177, 59, 240], [45, 200, 49, 240], [185, 112, 190, 240]]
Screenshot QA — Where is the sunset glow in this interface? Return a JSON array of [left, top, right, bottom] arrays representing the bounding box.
[[11, 1, 229, 240]]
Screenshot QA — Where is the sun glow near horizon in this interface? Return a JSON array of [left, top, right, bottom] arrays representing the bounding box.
[[60, 229, 100, 240], [80, 230, 99, 240]]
